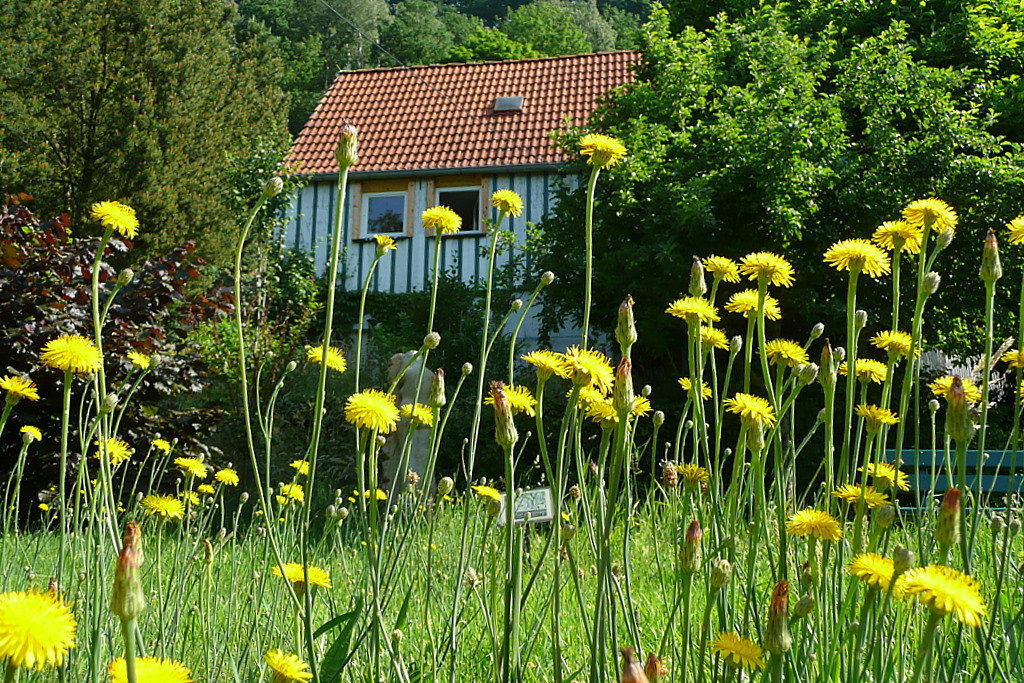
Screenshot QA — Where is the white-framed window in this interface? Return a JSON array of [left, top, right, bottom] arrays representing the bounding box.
[[437, 185, 482, 233], [363, 191, 407, 236]]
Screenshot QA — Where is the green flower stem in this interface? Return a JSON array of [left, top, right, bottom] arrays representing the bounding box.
[[507, 279, 545, 384], [756, 280, 777, 406], [120, 617, 138, 683], [353, 254, 384, 391], [56, 371, 72, 578], [909, 612, 942, 683], [891, 249, 903, 329], [965, 278, 997, 571], [3, 661, 18, 683], [838, 267, 861, 486], [581, 165, 601, 347], [743, 313, 755, 393], [0, 403, 12, 445]]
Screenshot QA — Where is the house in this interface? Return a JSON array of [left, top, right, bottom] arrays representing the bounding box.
[[285, 51, 640, 298]]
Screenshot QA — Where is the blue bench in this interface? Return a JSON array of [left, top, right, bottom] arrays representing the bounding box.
[[882, 449, 1024, 497]]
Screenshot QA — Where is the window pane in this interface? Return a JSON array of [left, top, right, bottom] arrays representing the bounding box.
[[439, 189, 480, 232], [367, 195, 405, 234]]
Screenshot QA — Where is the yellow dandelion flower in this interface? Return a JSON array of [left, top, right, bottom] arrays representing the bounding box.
[[360, 488, 388, 501], [764, 339, 809, 368], [0, 590, 77, 670], [902, 565, 986, 627], [151, 438, 171, 454], [90, 200, 139, 239], [1001, 349, 1024, 368], [666, 296, 719, 325], [676, 463, 709, 485], [702, 256, 741, 283], [305, 345, 347, 373], [98, 438, 133, 467], [265, 649, 313, 682], [215, 469, 239, 486], [174, 457, 208, 479], [344, 389, 400, 434], [855, 404, 900, 432], [491, 190, 524, 218], [422, 206, 462, 235], [903, 198, 958, 234], [839, 359, 888, 384], [127, 351, 150, 370], [786, 509, 842, 542], [20, 425, 42, 443], [860, 461, 910, 491], [832, 484, 891, 509], [40, 335, 102, 374], [472, 485, 501, 502], [522, 350, 570, 380], [141, 494, 184, 520], [197, 484, 215, 495], [578, 133, 627, 169], [1005, 215, 1024, 245], [272, 563, 331, 589], [575, 386, 608, 405], [724, 290, 782, 320], [930, 376, 982, 403], [723, 393, 776, 427], [678, 377, 712, 400], [709, 632, 765, 671], [289, 460, 310, 476], [279, 483, 304, 503], [110, 656, 192, 683], [823, 239, 891, 278], [848, 553, 903, 595], [373, 234, 397, 257], [739, 252, 795, 288], [400, 403, 435, 427], [1, 375, 39, 402], [484, 385, 537, 417], [872, 220, 923, 254], [584, 396, 619, 425], [700, 326, 729, 351], [180, 491, 200, 506], [870, 330, 915, 359], [563, 346, 614, 394]]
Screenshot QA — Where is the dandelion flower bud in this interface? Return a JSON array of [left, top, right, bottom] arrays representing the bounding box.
[[923, 271, 941, 295], [486, 499, 502, 518], [980, 227, 1002, 283], [561, 522, 577, 542], [489, 381, 518, 450], [338, 507, 349, 520], [662, 462, 678, 488], [936, 487, 961, 548], [429, 369, 446, 408], [680, 520, 703, 573], [854, 310, 868, 329], [376, 434, 387, 448], [263, 176, 284, 198], [436, 478, 455, 499], [928, 399, 940, 412], [652, 410, 665, 428], [613, 357, 635, 414], [1009, 518, 1021, 536], [462, 362, 473, 376], [117, 268, 135, 286], [511, 299, 523, 311], [391, 629, 403, 645], [569, 484, 582, 499], [616, 295, 638, 352], [820, 340, 837, 389], [240, 491, 249, 503], [689, 256, 707, 297], [834, 346, 846, 362], [810, 322, 824, 339], [644, 653, 667, 683], [797, 363, 819, 386], [874, 504, 896, 530], [936, 228, 954, 250], [202, 538, 215, 566], [816, 409, 826, 422], [710, 558, 732, 589], [466, 566, 481, 588], [990, 515, 1006, 533], [642, 384, 651, 397], [730, 336, 743, 354], [101, 393, 120, 414], [793, 593, 815, 618], [335, 124, 359, 169], [540, 270, 555, 286], [423, 331, 441, 349], [893, 546, 915, 576], [111, 522, 145, 621], [285, 360, 298, 373], [620, 647, 649, 683], [945, 376, 976, 443], [326, 505, 336, 519], [765, 580, 792, 655]]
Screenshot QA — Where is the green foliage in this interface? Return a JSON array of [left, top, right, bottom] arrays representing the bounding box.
[[381, 0, 459, 66], [536, 2, 1024, 397], [0, 0, 289, 269], [502, 0, 594, 55], [449, 27, 540, 62]]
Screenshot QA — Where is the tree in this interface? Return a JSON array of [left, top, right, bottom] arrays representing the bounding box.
[[535, 3, 1024, 380], [380, 0, 458, 65], [0, 0, 289, 268], [566, 0, 618, 51], [449, 27, 540, 62], [502, 0, 593, 55]]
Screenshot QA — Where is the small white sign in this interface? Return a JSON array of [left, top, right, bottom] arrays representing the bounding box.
[[496, 487, 554, 525]]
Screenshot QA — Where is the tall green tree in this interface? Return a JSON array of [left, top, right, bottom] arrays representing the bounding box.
[[536, 3, 1024, 372], [0, 0, 289, 266], [502, 0, 593, 55], [449, 27, 541, 62]]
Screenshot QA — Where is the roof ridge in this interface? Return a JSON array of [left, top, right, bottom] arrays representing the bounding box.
[[332, 50, 640, 77]]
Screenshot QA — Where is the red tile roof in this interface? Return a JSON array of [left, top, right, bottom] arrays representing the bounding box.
[[289, 51, 640, 176]]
